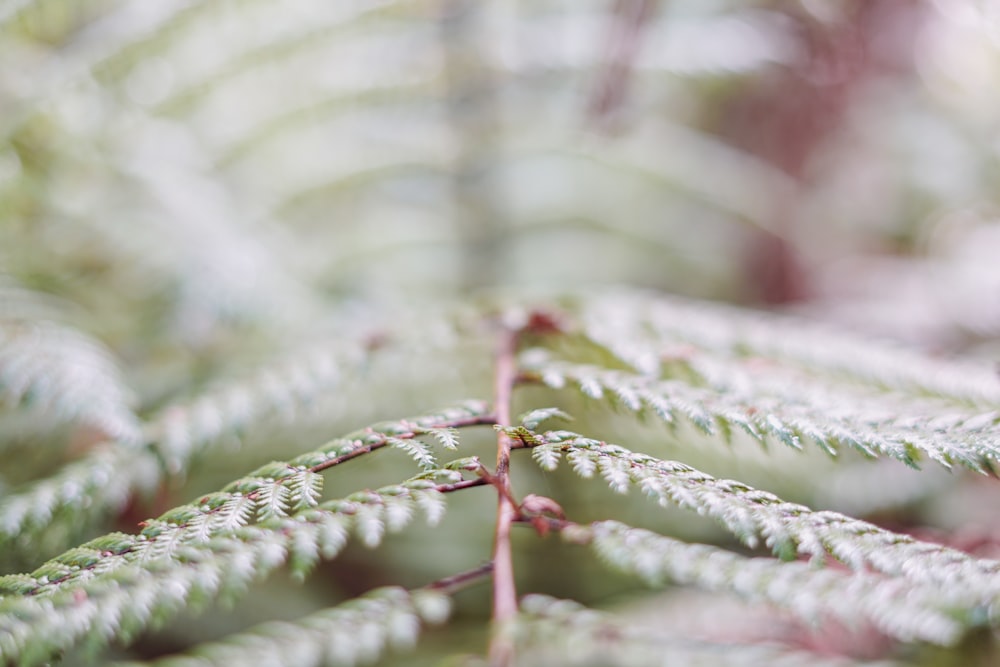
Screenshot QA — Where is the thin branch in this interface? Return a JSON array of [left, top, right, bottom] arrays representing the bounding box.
[[436, 477, 489, 494], [225, 413, 497, 509], [489, 326, 520, 667], [425, 561, 495, 595], [308, 414, 497, 474]]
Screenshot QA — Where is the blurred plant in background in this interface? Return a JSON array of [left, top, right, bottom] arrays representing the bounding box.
[[4, 0, 1000, 665]]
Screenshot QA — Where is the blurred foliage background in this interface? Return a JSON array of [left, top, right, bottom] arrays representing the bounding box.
[[3, 0, 1000, 664]]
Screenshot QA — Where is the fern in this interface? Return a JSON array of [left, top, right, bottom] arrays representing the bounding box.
[[113, 586, 455, 667], [520, 426, 1000, 582], [0, 425, 488, 664], [516, 595, 904, 667], [5, 2, 1000, 665], [0, 336, 376, 566], [520, 348, 1000, 471], [4, 295, 1000, 663], [0, 287, 141, 445]]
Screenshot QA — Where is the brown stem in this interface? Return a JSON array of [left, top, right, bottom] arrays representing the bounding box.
[[307, 413, 497, 475], [240, 412, 497, 503], [488, 327, 520, 667], [425, 561, 495, 595], [436, 477, 489, 494]]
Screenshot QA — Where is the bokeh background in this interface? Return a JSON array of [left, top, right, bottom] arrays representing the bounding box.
[[4, 1, 1000, 664], [5, 0, 1000, 350]]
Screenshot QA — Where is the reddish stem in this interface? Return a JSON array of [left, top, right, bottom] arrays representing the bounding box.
[[488, 327, 520, 667]]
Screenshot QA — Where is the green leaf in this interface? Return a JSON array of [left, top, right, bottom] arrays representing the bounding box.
[[519, 407, 573, 430]]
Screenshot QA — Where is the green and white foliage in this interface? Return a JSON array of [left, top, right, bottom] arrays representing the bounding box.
[[0, 402, 487, 664], [579, 521, 975, 645], [114, 586, 452, 667], [0, 281, 141, 445], [515, 594, 904, 667], [5, 291, 1000, 663], [522, 290, 1000, 473], [5, 0, 1000, 665], [517, 427, 999, 643], [0, 335, 377, 567]]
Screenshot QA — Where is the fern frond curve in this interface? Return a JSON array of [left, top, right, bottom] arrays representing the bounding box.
[[519, 350, 1000, 472], [0, 318, 141, 445], [518, 426, 1000, 599]]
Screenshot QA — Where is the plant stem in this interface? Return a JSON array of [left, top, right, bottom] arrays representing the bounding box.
[[426, 561, 495, 595], [488, 327, 520, 667], [308, 413, 497, 475]]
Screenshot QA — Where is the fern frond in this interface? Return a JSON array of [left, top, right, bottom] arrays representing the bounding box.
[[518, 407, 572, 431], [150, 337, 373, 472], [0, 339, 385, 561], [516, 594, 904, 667], [426, 426, 460, 450], [0, 461, 480, 665], [574, 521, 977, 644], [0, 317, 141, 445], [520, 428, 1000, 597], [0, 401, 495, 604], [520, 350, 1000, 471], [112, 586, 451, 667], [389, 436, 437, 470], [0, 449, 162, 566], [575, 290, 1000, 408]]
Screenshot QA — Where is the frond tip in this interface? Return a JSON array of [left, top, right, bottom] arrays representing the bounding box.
[[0, 319, 141, 444]]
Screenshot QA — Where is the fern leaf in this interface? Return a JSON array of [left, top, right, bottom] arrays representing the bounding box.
[[576, 290, 1000, 408], [0, 402, 493, 596], [314, 513, 350, 560], [389, 436, 437, 470], [381, 487, 416, 532], [254, 479, 292, 522], [110, 586, 450, 667], [0, 339, 375, 562], [286, 468, 324, 512], [411, 488, 447, 526], [209, 493, 255, 533], [287, 522, 321, 581], [519, 407, 572, 430], [521, 351, 1000, 472], [531, 443, 562, 471], [521, 428, 1000, 597], [151, 339, 372, 472], [516, 594, 906, 667], [0, 318, 141, 444], [425, 426, 460, 450], [581, 521, 973, 645], [0, 449, 161, 567], [0, 399, 490, 566], [0, 464, 469, 665], [351, 497, 386, 548]]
